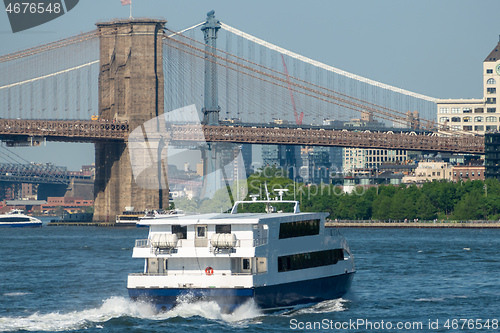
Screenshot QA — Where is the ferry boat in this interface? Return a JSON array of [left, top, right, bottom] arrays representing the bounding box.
[[116, 209, 145, 225], [0, 209, 42, 228], [127, 191, 355, 312]]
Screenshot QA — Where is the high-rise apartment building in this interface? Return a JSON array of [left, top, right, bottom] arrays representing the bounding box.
[[437, 39, 500, 134]]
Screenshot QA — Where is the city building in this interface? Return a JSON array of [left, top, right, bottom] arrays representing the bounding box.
[[262, 144, 302, 180], [452, 165, 485, 181], [0, 199, 47, 213], [0, 196, 93, 214], [403, 161, 453, 183], [343, 148, 408, 174], [437, 39, 500, 134], [329, 147, 343, 174], [485, 132, 500, 179], [262, 145, 280, 167], [300, 146, 331, 184], [241, 144, 253, 176], [341, 115, 409, 174], [21, 183, 36, 200], [378, 163, 417, 175], [341, 172, 404, 193], [41, 197, 93, 214]]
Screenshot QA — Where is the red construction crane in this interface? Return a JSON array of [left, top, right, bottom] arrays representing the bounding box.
[[281, 54, 304, 125]]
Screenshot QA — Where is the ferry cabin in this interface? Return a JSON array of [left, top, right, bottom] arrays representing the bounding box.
[[128, 211, 355, 311]]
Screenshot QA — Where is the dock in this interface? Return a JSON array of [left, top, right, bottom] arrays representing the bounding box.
[[47, 221, 135, 227]]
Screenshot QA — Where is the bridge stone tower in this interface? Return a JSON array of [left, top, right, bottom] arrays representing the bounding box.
[[94, 18, 168, 222]]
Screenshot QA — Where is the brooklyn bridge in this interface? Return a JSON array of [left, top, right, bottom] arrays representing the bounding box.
[[0, 13, 484, 220]]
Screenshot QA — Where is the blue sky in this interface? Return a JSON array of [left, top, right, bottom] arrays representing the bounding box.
[[1, 0, 499, 170]]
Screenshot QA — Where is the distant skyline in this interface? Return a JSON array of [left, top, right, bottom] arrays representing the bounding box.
[[1, 0, 499, 169]]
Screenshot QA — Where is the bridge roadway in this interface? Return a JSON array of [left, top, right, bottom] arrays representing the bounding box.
[[0, 119, 128, 142], [0, 119, 485, 154], [0, 163, 70, 185], [172, 125, 484, 154]]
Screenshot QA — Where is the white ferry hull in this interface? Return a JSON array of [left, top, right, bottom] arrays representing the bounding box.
[[0, 221, 42, 228], [128, 271, 354, 312], [0, 210, 42, 227]]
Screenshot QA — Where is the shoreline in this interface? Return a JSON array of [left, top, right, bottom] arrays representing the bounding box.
[[326, 220, 500, 228], [47, 220, 500, 229], [47, 221, 136, 227]]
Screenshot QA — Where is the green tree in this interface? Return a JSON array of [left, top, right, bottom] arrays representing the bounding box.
[[415, 194, 437, 220], [389, 189, 407, 220], [372, 195, 392, 220], [439, 181, 458, 215], [453, 191, 484, 220]]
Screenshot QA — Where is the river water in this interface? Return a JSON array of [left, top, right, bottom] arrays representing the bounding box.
[[1, 221, 499, 332]]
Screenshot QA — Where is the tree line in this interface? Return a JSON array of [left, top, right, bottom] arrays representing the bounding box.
[[245, 167, 500, 221], [172, 166, 500, 221]]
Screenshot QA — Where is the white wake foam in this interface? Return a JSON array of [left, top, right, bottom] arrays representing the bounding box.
[[282, 298, 348, 316], [0, 296, 263, 332], [0, 297, 156, 332], [155, 298, 262, 323], [3, 292, 32, 297]]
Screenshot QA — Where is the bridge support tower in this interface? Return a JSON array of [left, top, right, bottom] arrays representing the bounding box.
[[200, 11, 232, 199], [94, 19, 169, 222]]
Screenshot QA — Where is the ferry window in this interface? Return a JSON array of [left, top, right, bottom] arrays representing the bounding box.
[[172, 225, 187, 239], [216, 224, 231, 234], [197, 226, 206, 238], [277, 249, 344, 272], [243, 258, 251, 270], [279, 219, 320, 239]]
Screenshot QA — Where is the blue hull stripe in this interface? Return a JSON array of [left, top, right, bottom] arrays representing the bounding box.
[[0, 223, 42, 228], [128, 272, 354, 311], [255, 272, 354, 309]]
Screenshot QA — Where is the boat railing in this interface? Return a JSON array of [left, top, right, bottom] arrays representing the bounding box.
[[135, 237, 268, 249], [231, 271, 267, 276], [129, 271, 265, 277], [135, 239, 150, 248]]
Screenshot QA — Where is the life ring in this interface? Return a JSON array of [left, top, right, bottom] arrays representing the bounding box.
[[205, 267, 214, 275]]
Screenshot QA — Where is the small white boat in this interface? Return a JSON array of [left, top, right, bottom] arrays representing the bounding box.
[[141, 209, 184, 220], [127, 189, 355, 312], [0, 209, 42, 228]]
